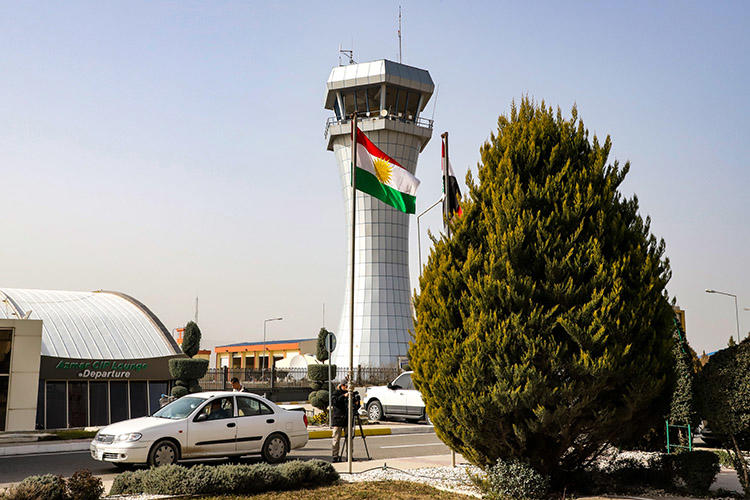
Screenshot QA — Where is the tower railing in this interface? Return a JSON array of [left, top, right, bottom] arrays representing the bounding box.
[[325, 113, 433, 139]]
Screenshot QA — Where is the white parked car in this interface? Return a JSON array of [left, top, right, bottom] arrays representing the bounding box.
[[90, 391, 308, 467], [362, 371, 428, 423]]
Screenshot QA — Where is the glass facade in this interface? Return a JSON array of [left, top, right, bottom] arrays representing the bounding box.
[[68, 382, 88, 427], [0, 330, 10, 431], [110, 382, 128, 424], [89, 382, 108, 426], [46, 382, 66, 429], [338, 85, 420, 122], [37, 380, 170, 428], [129, 381, 148, 418]]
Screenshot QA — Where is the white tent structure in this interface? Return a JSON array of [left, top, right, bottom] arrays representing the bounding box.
[[274, 354, 322, 380]]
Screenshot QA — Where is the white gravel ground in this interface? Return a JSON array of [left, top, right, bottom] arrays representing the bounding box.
[[340, 464, 485, 497]]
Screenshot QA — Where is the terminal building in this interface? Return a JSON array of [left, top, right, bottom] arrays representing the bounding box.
[[0, 288, 183, 431]]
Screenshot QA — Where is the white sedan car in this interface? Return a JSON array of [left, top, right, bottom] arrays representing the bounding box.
[[90, 391, 308, 467], [363, 371, 429, 423]]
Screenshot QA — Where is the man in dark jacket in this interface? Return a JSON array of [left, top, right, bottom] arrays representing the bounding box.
[[330, 381, 350, 461]]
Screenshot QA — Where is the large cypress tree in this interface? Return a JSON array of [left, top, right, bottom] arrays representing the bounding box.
[[410, 99, 674, 476]]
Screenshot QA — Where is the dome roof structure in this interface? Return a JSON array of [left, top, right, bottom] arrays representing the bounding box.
[[0, 288, 181, 359]]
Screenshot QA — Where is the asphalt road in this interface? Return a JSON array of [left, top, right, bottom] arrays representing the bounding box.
[[0, 431, 447, 485]]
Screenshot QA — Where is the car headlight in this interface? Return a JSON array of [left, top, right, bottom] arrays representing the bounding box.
[[115, 433, 142, 442]]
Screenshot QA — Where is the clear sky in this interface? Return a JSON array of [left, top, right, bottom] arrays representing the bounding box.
[[1, 1, 748, 358]]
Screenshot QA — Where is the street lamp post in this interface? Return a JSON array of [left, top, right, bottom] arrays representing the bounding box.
[[705, 289, 740, 340], [416, 195, 445, 271], [262, 317, 283, 380]]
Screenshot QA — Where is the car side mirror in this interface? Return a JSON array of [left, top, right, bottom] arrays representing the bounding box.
[[387, 382, 393, 390], [195, 413, 208, 422]]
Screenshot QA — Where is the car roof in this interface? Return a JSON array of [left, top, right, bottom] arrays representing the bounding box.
[[190, 391, 276, 403]]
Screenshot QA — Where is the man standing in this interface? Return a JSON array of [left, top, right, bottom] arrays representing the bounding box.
[[330, 380, 349, 462], [231, 377, 247, 392]]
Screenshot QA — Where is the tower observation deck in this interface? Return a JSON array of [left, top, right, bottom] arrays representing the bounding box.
[[324, 59, 434, 368]]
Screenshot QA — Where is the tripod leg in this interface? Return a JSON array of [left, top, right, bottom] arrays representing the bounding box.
[[358, 417, 371, 460]]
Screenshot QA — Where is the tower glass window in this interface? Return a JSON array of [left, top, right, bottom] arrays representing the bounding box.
[[367, 87, 381, 114]]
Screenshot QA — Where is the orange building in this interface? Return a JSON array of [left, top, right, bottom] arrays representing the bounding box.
[[214, 339, 317, 370]]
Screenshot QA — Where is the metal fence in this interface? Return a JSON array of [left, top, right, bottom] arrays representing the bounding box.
[[199, 365, 403, 391]]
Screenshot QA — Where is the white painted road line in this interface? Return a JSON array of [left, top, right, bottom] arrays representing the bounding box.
[[379, 442, 446, 449]]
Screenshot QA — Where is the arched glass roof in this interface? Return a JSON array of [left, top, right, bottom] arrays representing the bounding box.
[[0, 288, 181, 360]]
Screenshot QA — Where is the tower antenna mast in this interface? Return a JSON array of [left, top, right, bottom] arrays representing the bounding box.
[[398, 6, 402, 63], [338, 45, 355, 65]]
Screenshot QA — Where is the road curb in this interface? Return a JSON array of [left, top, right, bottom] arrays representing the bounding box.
[[0, 426, 435, 456], [0, 439, 91, 457], [308, 425, 434, 440]]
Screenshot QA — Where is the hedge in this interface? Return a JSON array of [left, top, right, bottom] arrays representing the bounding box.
[[668, 450, 720, 494], [109, 460, 338, 496], [2, 471, 103, 500], [168, 358, 209, 380]]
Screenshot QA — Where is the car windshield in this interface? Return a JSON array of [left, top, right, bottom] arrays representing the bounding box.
[[152, 397, 205, 419]]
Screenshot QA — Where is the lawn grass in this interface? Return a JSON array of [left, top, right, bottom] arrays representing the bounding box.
[[196, 480, 470, 499]]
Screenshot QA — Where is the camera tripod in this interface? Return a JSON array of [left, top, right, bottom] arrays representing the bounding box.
[[337, 414, 371, 461]]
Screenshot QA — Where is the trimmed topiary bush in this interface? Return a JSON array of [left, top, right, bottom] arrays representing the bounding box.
[[169, 358, 210, 380], [108, 460, 339, 496], [481, 458, 550, 500], [66, 470, 103, 500], [309, 390, 329, 411], [308, 364, 336, 403], [181, 321, 201, 358], [669, 450, 720, 494]]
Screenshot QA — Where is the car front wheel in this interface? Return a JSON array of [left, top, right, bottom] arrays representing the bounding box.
[[262, 433, 288, 463], [148, 439, 178, 467], [367, 400, 383, 421]]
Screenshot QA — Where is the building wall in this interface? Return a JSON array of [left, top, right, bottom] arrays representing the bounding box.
[[1, 319, 43, 431], [331, 126, 424, 368]]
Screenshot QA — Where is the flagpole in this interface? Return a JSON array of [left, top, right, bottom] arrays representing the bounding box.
[[348, 112, 357, 473], [441, 132, 451, 238], [440, 131, 457, 468]]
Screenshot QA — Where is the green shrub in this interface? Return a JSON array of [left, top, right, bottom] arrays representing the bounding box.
[[482, 458, 550, 500], [168, 358, 209, 380], [108, 469, 147, 495], [669, 450, 720, 494], [696, 339, 750, 495], [170, 385, 189, 398], [181, 321, 201, 358], [309, 390, 329, 411], [66, 470, 103, 500], [308, 364, 336, 382], [108, 460, 339, 496], [4, 474, 67, 500]]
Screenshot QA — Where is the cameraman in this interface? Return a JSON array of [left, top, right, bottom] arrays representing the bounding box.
[[330, 379, 356, 462]]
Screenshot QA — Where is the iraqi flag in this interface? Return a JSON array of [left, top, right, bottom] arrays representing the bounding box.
[[354, 128, 420, 214], [442, 142, 463, 218]]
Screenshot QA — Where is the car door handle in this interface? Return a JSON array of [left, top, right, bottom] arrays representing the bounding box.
[[226, 422, 236, 428], [266, 419, 275, 424]]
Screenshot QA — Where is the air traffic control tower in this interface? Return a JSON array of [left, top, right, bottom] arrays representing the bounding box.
[[324, 60, 434, 368]]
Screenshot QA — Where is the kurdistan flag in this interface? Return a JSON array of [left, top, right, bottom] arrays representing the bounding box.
[[354, 128, 420, 214]]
